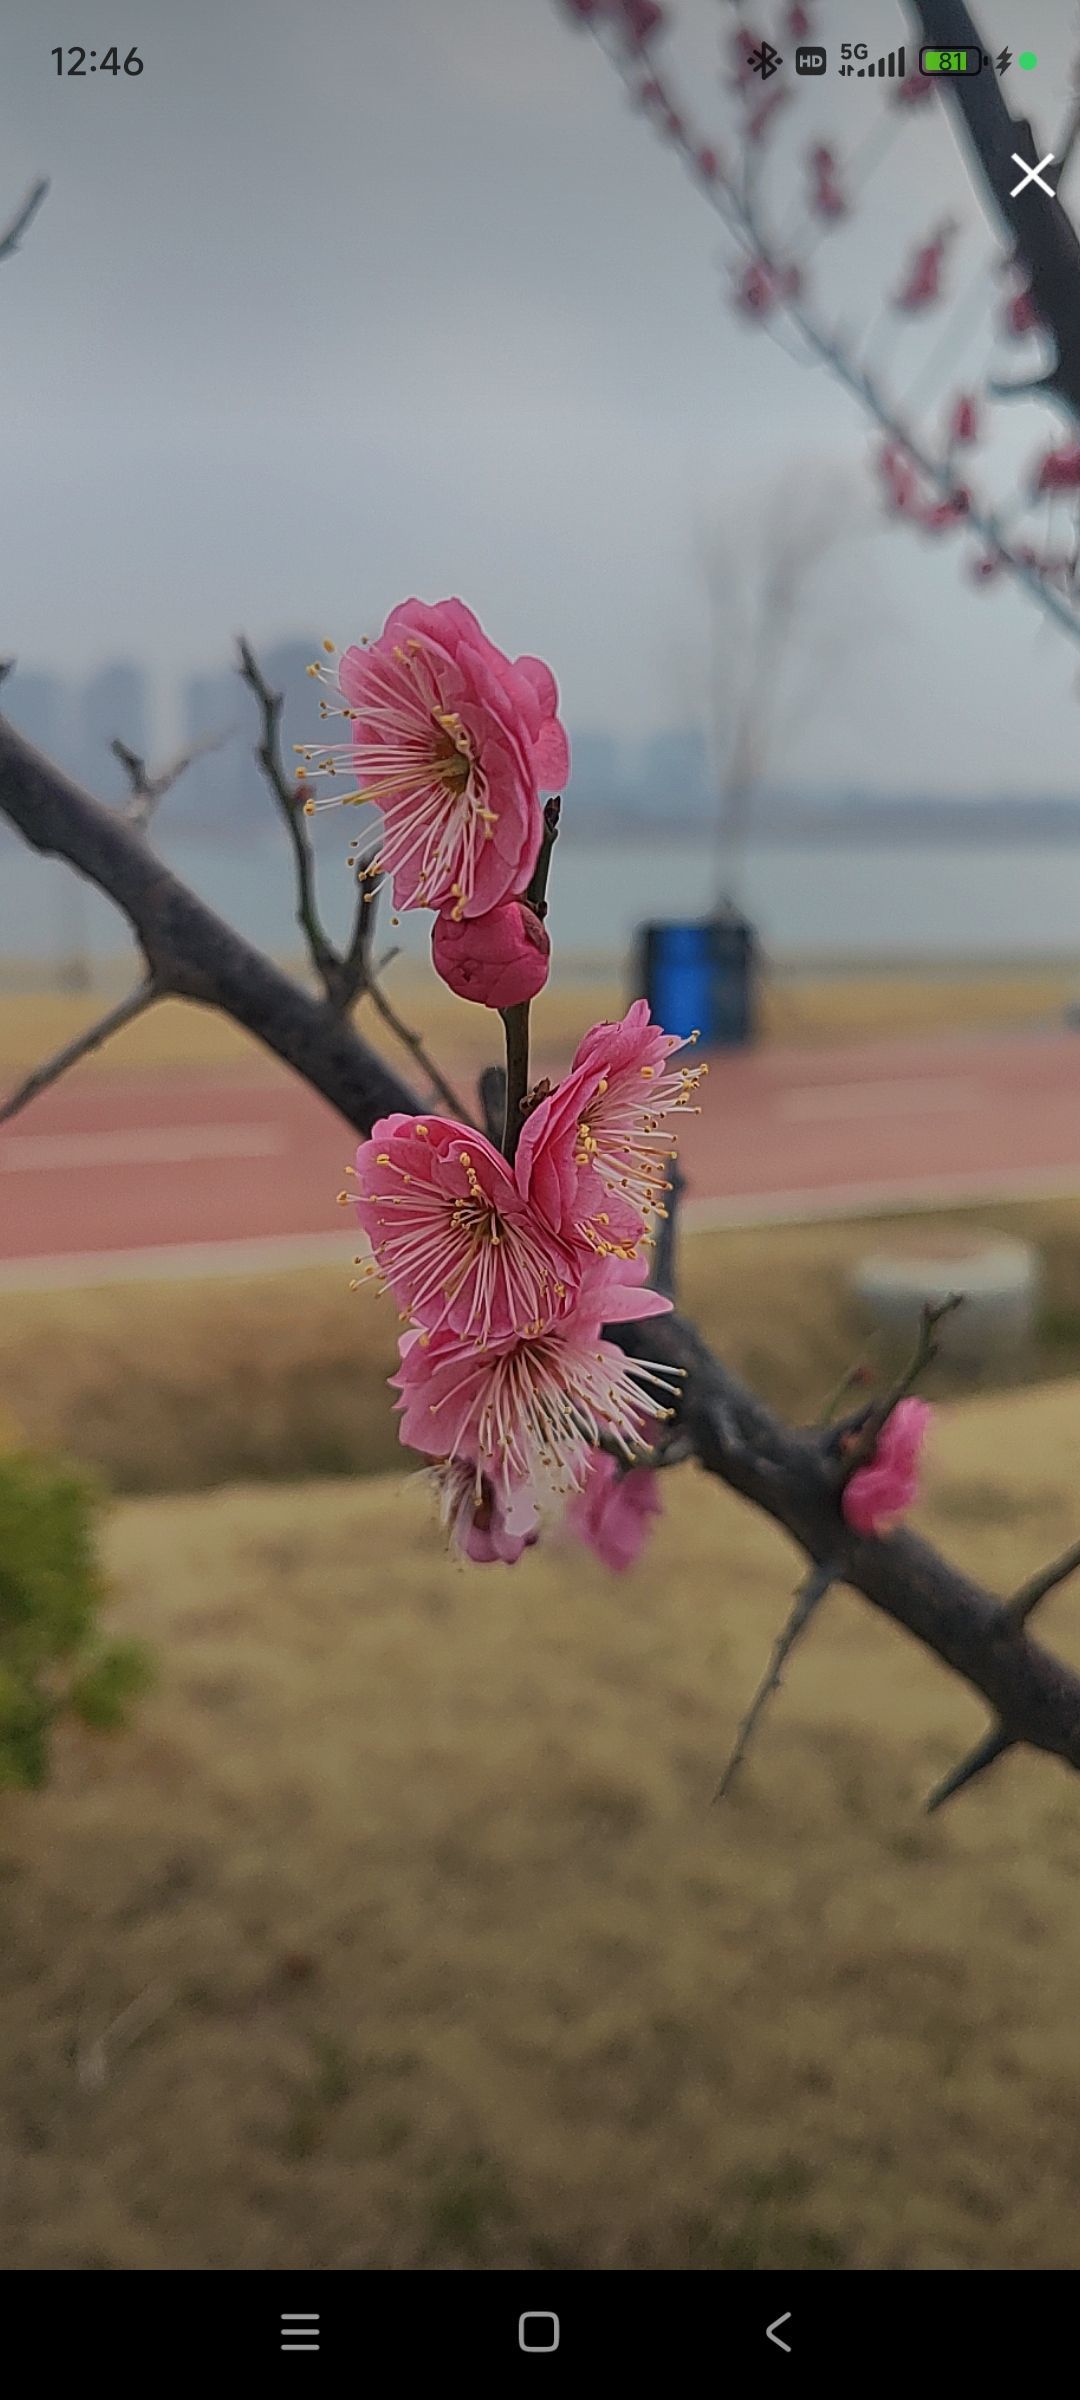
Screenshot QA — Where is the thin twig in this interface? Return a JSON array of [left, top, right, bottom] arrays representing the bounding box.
[[0, 178, 48, 267], [237, 636, 342, 1001], [713, 1560, 836, 1801], [363, 973, 478, 1126], [837, 1297, 962, 1488], [0, 974, 162, 1125], [111, 731, 228, 831]]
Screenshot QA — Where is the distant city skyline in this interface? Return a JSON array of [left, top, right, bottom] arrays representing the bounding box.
[[6, 649, 1080, 849], [4, 1, 1080, 796]]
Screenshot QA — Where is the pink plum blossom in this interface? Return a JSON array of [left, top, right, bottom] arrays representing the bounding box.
[[354, 1113, 581, 1346], [566, 1448, 662, 1572], [432, 898, 550, 1010], [297, 598, 568, 920], [841, 1398, 932, 1536], [392, 1258, 676, 1523], [565, 999, 702, 1223]]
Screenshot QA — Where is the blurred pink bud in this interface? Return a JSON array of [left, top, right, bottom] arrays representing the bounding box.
[[894, 225, 955, 312], [1002, 284, 1040, 337], [662, 106, 685, 140], [635, 74, 664, 107], [728, 27, 770, 91], [696, 145, 722, 182], [921, 489, 970, 534], [841, 1398, 931, 1536], [733, 259, 784, 318], [432, 897, 551, 1010], [808, 143, 846, 220], [969, 550, 1004, 584], [892, 68, 934, 107], [1032, 442, 1080, 495], [947, 391, 979, 446], [618, 0, 667, 45], [787, 3, 812, 34], [747, 84, 791, 144], [876, 441, 920, 518]]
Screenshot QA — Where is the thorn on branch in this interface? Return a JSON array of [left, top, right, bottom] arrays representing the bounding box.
[[1004, 1537, 1080, 1629], [925, 1725, 1014, 1815], [712, 1559, 836, 1802]]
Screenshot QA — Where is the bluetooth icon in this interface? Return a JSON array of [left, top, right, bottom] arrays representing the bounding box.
[[747, 40, 783, 80]]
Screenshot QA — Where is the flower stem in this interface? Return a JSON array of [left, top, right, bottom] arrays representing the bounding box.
[[499, 795, 561, 1162]]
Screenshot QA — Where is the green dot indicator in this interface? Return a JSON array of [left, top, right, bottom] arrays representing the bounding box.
[[1019, 51, 1038, 70]]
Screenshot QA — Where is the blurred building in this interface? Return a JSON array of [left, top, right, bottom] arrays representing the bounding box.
[[79, 661, 151, 799], [1, 667, 69, 763], [637, 727, 710, 819]]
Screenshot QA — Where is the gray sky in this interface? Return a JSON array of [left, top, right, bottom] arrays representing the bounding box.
[[4, 0, 1080, 789]]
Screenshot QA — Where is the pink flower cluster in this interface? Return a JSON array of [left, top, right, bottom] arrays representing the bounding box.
[[353, 1001, 703, 1568], [297, 597, 569, 1010]]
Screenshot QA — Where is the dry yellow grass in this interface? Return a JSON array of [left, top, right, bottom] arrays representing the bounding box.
[[6, 1194, 1080, 1494], [0, 962, 1075, 1083], [3, 1376, 1080, 2269]]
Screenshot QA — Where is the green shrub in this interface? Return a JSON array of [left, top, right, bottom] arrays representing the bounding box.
[[0, 1449, 151, 1789]]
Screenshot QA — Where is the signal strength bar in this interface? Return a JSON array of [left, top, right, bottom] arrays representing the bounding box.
[[856, 45, 905, 77]]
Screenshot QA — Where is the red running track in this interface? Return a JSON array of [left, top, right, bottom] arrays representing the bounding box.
[[2, 1026, 1080, 1280]]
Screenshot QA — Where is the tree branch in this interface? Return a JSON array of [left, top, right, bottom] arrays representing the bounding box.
[[0, 975, 161, 1125], [111, 730, 228, 831], [0, 179, 48, 267], [0, 716, 420, 1133], [906, 1, 1080, 423], [5, 720, 1080, 1806], [615, 1307, 1080, 1795]]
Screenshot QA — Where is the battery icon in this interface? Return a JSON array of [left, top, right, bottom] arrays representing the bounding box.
[[919, 46, 984, 75]]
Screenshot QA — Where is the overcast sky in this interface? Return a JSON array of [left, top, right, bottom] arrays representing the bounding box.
[[4, 0, 1080, 790]]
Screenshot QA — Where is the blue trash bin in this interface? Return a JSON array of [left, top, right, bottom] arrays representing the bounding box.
[[635, 912, 757, 1047]]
